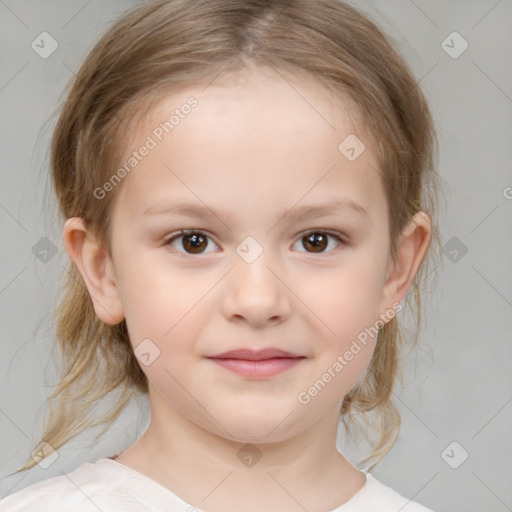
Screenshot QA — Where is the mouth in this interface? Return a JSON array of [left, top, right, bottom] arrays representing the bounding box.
[[206, 348, 306, 378]]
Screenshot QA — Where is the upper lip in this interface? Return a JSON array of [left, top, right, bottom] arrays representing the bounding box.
[[207, 348, 304, 360]]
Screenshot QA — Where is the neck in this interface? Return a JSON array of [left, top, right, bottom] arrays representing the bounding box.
[[120, 382, 365, 512]]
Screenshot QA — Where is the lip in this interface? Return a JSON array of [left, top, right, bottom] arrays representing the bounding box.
[[206, 348, 306, 378], [208, 348, 302, 360]]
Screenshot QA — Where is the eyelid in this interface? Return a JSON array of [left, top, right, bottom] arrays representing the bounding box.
[[300, 228, 349, 244], [163, 228, 349, 255], [163, 229, 220, 254], [292, 229, 349, 254], [163, 228, 216, 242]]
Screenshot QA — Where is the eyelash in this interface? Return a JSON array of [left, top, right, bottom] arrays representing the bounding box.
[[162, 229, 349, 256]]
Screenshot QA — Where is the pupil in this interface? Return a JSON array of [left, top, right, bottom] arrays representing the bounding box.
[[181, 233, 329, 254], [184, 233, 206, 253], [306, 233, 327, 252]]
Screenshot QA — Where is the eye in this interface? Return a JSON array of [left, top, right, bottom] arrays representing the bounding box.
[[292, 230, 347, 254], [163, 230, 218, 255]]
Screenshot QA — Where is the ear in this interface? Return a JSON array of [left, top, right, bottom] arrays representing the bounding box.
[[378, 211, 432, 322], [62, 217, 125, 325]]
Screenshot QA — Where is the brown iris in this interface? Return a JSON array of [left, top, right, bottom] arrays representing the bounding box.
[[302, 232, 328, 253], [182, 232, 208, 253]]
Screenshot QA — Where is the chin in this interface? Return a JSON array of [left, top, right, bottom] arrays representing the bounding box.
[[213, 412, 300, 445], [226, 428, 289, 445]]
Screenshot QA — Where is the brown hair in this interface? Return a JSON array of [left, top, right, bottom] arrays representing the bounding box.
[[10, 0, 442, 474]]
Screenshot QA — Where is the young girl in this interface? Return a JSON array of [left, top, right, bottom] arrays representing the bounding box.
[[2, 0, 441, 510]]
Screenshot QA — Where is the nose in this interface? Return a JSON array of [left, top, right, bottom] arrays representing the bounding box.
[[221, 248, 292, 327]]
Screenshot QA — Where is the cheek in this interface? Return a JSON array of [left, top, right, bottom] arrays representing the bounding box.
[[118, 270, 212, 399], [115, 240, 176, 298], [305, 254, 386, 336], [114, 251, 211, 350], [297, 252, 385, 391]]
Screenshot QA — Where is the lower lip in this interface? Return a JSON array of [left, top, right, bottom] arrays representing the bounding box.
[[207, 357, 304, 378]]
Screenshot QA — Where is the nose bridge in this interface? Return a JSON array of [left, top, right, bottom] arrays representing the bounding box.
[[222, 237, 291, 324]]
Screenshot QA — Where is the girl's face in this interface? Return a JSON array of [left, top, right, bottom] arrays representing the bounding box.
[[82, 65, 422, 443]]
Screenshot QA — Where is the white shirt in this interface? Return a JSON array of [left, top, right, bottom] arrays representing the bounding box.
[[1, 457, 434, 511]]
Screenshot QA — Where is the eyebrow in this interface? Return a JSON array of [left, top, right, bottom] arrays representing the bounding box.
[[143, 199, 369, 225]]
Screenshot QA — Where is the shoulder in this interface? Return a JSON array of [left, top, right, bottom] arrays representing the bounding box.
[[0, 457, 161, 512], [336, 472, 435, 512]]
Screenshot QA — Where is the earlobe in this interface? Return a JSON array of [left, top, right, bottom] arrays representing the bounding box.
[[379, 211, 432, 319], [62, 217, 125, 325]]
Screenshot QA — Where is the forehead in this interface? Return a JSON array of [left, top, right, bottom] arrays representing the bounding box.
[[145, 63, 367, 143], [112, 64, 385, 225]]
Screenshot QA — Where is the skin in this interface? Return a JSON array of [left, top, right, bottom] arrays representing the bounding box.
[[63, 63, 431, 512]]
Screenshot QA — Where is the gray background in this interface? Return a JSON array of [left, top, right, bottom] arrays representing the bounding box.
[[1, 1, 511, 510]]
